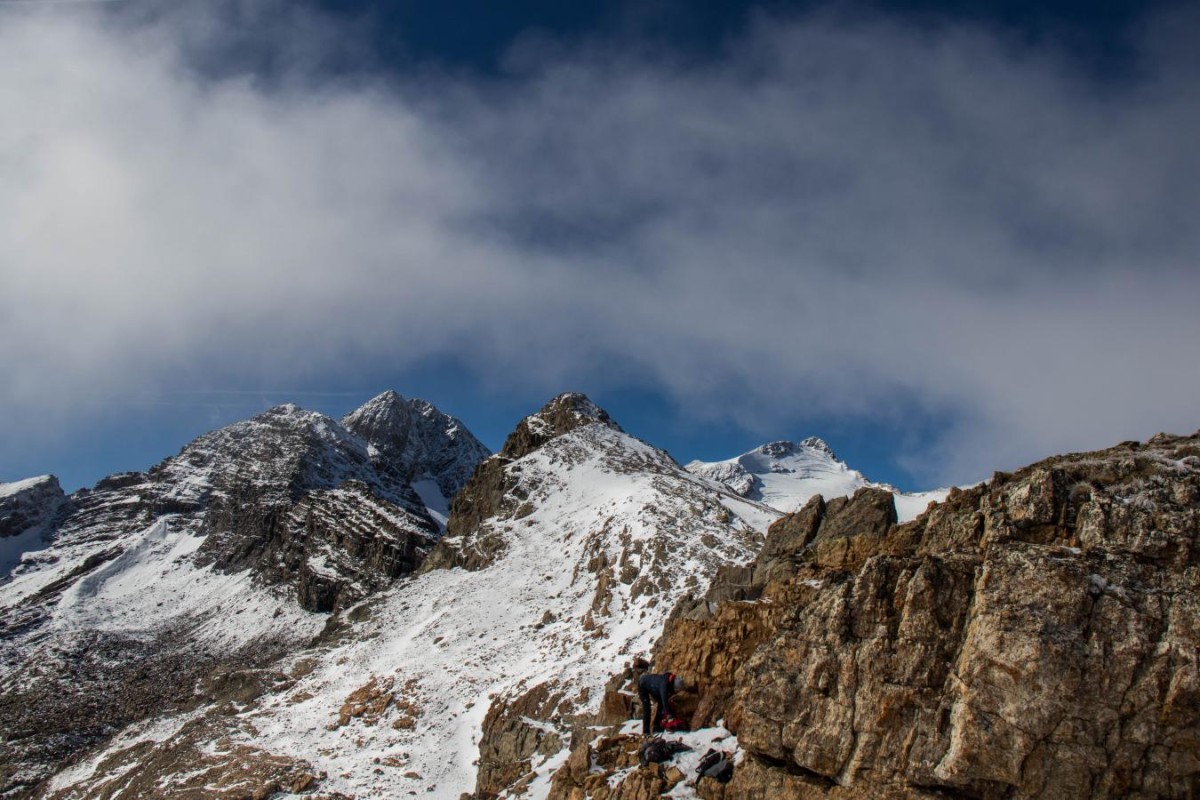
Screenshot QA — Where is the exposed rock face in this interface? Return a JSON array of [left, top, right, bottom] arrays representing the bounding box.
[[341, 390, 490, 502], [0, 476, 66, 541], [499, 392, 622, 461], [553, 431, 1200, 799], [0, 476, 67, 578]]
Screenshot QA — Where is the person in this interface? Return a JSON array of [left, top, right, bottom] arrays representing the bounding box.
[[637, 671, 685, 736]]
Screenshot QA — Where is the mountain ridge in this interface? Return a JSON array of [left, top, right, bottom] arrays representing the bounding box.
[[16, 392, 780, 799]]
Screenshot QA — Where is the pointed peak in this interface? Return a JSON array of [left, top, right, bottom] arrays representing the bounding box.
[[341, 391, 490, 498], [351, 390, 406, 414], [343, 391, 442, 432], [500, 392, 622, 460]]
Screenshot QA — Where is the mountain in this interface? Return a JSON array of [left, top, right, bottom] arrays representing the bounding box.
[[551, 430, 1200, 799], [9, 389, 1191, 800], [687, 438, 949, 522], [341, 390, 491, 529], [0, 394, 488, 797], [30, 393, 780, 799]]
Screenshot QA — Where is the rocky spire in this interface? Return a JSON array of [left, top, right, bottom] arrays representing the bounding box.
[[498, 392, 622, 461]]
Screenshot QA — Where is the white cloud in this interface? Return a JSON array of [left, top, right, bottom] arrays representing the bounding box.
[[1, 3, 1198, 484]]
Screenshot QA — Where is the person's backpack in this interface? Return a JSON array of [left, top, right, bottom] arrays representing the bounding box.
[[638, 737, 691, 766], [696, 748, 734, 783]]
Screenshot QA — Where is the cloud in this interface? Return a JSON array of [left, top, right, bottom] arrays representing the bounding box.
[[1, 3, 1198, 484]]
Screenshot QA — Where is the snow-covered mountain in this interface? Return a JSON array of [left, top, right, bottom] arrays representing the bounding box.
[[0, 393, 488, 796], [30, 393, 779, 799], [687, 438, 948, 522]]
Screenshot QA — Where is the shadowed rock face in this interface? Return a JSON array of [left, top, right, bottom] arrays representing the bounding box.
[[0, 477, 66, 542], [554, 431, 1200, 799]]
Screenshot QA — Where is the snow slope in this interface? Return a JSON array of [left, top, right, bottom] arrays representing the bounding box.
[[47, 420, 779, 799], [688, 439, 948, 523]]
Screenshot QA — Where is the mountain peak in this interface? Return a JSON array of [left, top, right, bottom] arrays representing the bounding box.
[[342, 391, 490, 504], [498, 392, 622, 460]]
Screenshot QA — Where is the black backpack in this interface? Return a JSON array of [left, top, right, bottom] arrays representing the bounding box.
[[696, 748, 734, 783], [638, 737, 691, 766]]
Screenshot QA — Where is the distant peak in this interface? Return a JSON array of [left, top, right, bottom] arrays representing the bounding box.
[[499, 392, 622, 460], [352, 390, 406, 412], [341, 391, 490, 498], [375, 389, 403, 404]]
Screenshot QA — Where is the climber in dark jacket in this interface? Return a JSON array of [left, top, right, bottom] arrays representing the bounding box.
[[638, 671, 685, 736]]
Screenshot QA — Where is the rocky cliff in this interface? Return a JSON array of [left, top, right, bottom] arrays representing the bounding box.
[[341, 390, 491, 525], [551, 431, 1200, 799]]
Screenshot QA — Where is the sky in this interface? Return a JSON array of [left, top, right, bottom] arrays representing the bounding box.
[[1, 0, 1198, 494]]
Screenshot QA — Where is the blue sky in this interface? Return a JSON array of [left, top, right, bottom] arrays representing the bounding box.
[[2, 0, 1198, 494]]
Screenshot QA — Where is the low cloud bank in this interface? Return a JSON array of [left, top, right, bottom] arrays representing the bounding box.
[[2, 3, 1198, 484]]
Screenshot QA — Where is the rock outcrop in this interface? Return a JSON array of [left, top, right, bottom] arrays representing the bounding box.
[[553, 431, 1200, 799], [0, 476, 67, 579]]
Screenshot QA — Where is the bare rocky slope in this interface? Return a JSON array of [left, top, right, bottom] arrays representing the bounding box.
[[551, 431, 1200, 799]]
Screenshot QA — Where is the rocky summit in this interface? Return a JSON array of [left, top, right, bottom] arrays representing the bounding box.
[[341, 390, 491, 527], [558, 431, 1200, 799]]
